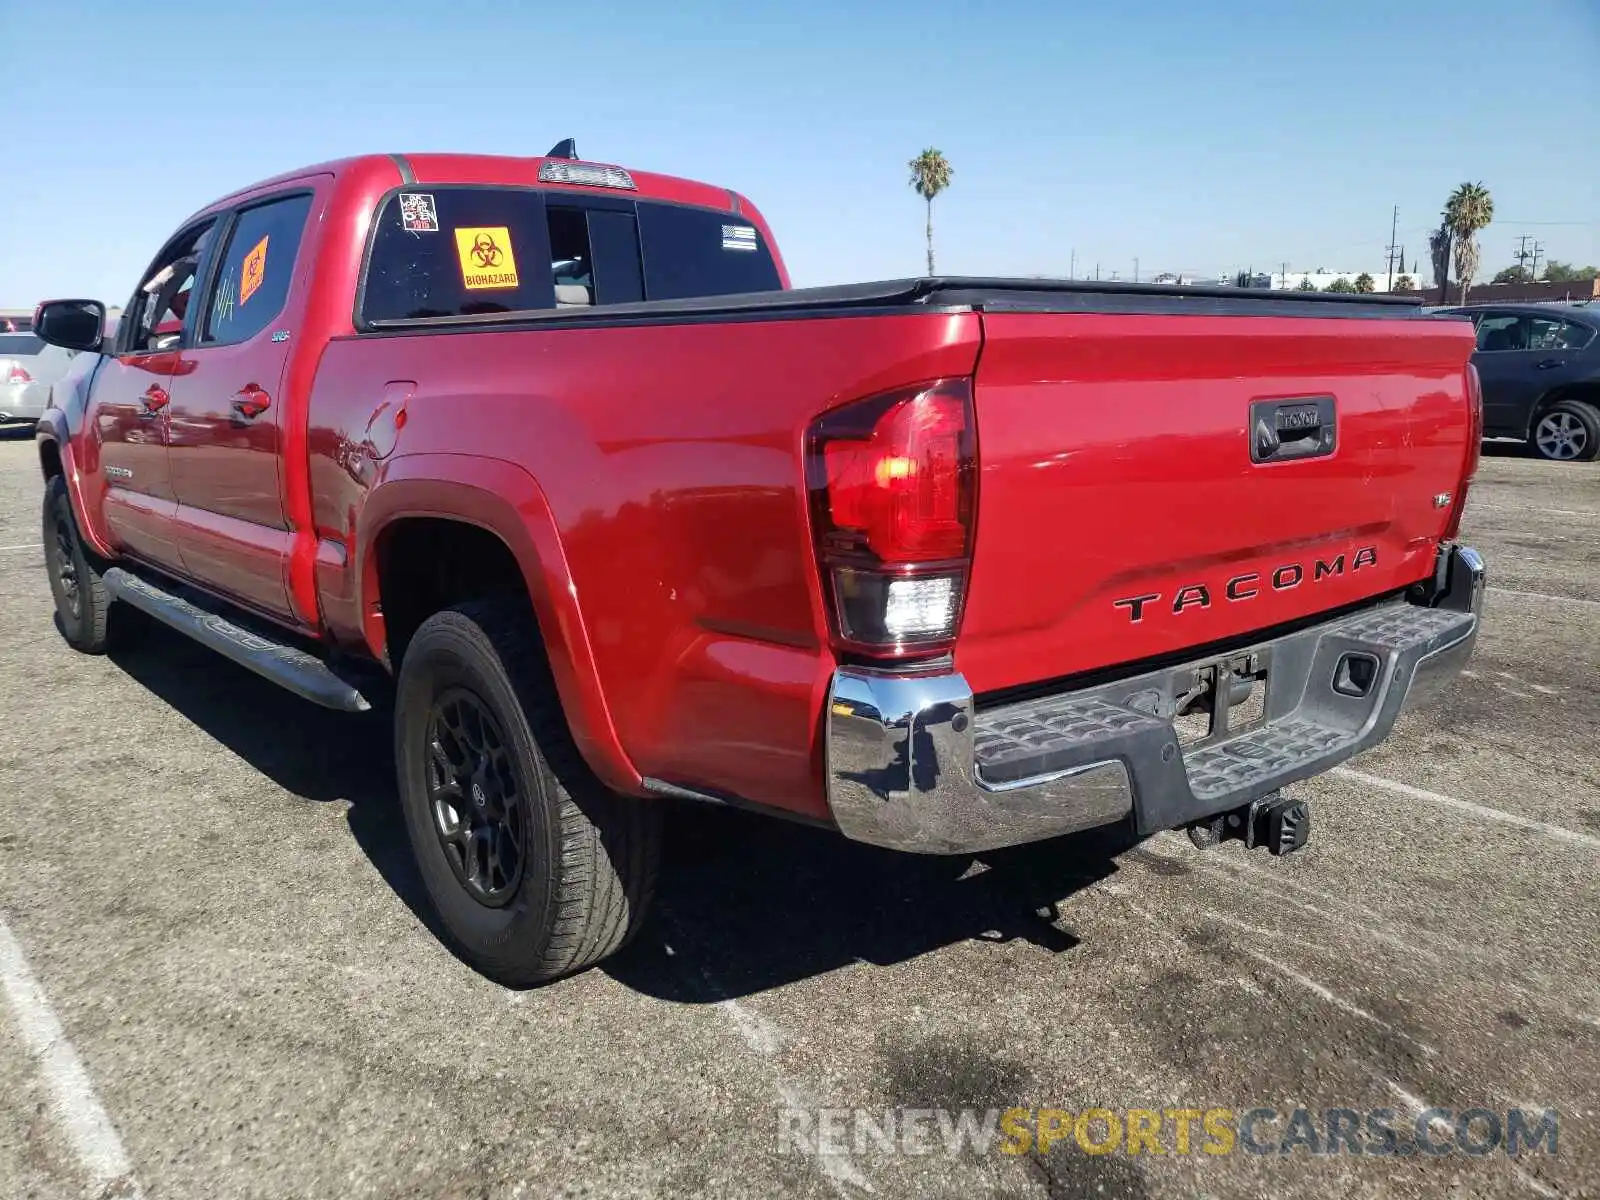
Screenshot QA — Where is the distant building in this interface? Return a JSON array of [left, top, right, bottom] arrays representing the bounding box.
[[1214, 270, 1400, 291]]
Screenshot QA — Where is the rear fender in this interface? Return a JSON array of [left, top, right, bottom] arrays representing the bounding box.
[[358, 452, 640, 794], [35, 410, 114, 559]]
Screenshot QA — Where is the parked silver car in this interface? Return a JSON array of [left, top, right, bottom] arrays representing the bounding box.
[[0, 331, 80, 424]]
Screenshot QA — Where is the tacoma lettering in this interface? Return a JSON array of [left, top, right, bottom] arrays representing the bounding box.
[[1113, 546, 1380, 622]]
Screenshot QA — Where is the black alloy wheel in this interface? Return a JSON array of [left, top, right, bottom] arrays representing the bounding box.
[[426, 687, 528, 906]]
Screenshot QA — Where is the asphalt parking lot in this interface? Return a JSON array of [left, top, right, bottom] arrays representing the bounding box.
[[0, 436, 1595, 1200]]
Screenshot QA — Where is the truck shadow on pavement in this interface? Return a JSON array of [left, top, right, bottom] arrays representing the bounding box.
[[106, 621, 1133, 1000], [606, 806, 1132, 1000]]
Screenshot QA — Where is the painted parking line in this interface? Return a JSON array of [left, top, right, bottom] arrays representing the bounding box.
[[1489, 586, 1600, 610], [1473, 504, 1599, 520], [0, 917, 143, 1199], [0, 544, 40, 552], [1333, 766, 1600, 852]]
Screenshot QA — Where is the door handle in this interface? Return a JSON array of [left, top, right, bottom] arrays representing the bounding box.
[[1250, 396, 1337, 464], [1535, 359, 1562, 370], [230, 384, 271, 421], [138, 385, 170, 419]]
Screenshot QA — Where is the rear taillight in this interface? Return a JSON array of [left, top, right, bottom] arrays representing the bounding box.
[[5, 366, 31, 384], [806, 378, 977, 659], [1444, 363, 1483, 540]]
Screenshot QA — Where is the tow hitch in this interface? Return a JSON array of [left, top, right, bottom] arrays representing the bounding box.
[[1186, 791, 1310, 856]]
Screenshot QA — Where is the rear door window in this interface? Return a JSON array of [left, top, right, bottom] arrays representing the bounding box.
[[636, 202, 781, 300], [203, 194, 314, 346], [0, 334, 43, 356], [362, 189, 555, 323], [1528, 315, 1594, 350]]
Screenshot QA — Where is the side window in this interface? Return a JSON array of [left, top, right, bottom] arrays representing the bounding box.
[[1528, 316, 1594, 351], [202, 194, 314, 347], [1474, 314, 1529, 353], [126, 222, 217, 354], [362, 188, 554, 324], [636, 202, 781, 301]]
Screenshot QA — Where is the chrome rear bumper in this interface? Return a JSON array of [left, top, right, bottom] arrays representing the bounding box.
[[824, 545, 1484, 854]]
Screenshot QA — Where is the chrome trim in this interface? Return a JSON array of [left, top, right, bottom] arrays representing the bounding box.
[[974, 759, 1120, 794], [1456, 544, 1486, 614], [825, 668, 1134, 854]]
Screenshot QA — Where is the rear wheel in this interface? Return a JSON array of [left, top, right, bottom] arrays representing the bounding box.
[[41, 476, 114, 653], [394, 600, 661, 985], [1530, 399, 1600, 462]]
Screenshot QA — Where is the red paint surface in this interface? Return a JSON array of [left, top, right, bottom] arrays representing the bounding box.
[[957, 312, 1478, 693], [41, 152, 1478, 822]]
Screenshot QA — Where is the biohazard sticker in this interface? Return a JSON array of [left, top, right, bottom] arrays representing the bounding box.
[[454, 226, 520, 290], [239, 236, 269, 305], [399, 193, 438, 233], [721, 224, 757, 252]]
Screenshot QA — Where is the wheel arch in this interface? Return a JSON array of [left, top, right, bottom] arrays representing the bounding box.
[[34, 413, 115, 559], [358, 453, 641, 795], [1528, 380, 1600, 430]]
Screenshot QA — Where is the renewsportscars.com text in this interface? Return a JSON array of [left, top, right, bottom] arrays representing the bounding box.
[[777, 1106, 1559, 1159]]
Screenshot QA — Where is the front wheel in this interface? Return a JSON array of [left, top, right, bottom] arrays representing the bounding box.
[[394, 601, 661, 986], [1530, 399, 1600, 462], [41, 475, 115, 653]]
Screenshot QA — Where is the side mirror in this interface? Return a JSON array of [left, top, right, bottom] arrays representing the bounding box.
[[33, 299, 107, 354]]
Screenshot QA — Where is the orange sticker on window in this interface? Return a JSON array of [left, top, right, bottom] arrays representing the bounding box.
[[239, 235, 270, 306], [454, 226, 520, 290]]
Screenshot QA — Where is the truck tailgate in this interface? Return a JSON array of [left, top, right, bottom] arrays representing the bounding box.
[[958, 311, 1477, 695]]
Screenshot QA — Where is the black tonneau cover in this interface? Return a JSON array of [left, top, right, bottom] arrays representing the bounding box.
[[359, 275, 1431, 335]]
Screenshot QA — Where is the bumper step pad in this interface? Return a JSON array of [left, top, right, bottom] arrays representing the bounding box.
[[971, 600, 1477, 833]]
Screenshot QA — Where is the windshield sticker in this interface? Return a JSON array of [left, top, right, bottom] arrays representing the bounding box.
[[454, 226, 520, 290], [721, 224, 758, 252], [399, 193, 438, 233], [239, 236, 270, 306]]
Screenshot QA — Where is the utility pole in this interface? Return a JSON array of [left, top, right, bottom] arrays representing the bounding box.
[[1385, 205, 1399, 291], [1095, 263, 1100, 281], [1514, 235, 1534, 281], [1133, 257, 1139, 283], [1069, 248, 1076, 280], [1280, 260, 1289, 290], [1531, 241, 1546, 282]]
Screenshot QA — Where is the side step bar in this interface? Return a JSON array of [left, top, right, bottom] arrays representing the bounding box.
[[103, 568, 370, 713]]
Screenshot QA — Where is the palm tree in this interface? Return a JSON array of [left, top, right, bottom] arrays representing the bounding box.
[[1444, 181, 1494, 304], [1353, 273, 1376, 293], [1429, 226, 1452, 303], [1394, 275, 1416, 292], [908, 149, 953, 276]]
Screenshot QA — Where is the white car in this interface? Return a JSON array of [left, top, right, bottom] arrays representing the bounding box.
[[0, 331, 77, 424]]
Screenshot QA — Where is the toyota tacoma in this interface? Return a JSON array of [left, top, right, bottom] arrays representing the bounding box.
[[31, 145, 1485, 984]]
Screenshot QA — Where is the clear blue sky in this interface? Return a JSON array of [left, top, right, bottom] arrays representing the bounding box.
[[4, 0, 1597, 305]]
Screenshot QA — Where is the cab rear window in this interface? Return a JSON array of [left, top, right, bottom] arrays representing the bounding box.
[[359, 186, 781, 326]]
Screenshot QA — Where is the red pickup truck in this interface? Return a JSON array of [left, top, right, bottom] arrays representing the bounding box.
[[32, 147, 1485, 985]]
